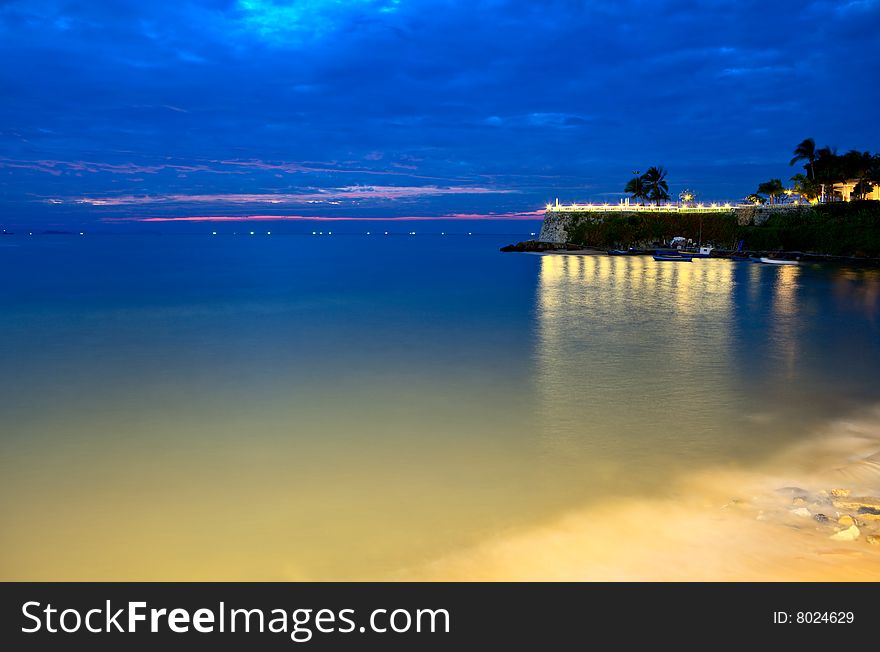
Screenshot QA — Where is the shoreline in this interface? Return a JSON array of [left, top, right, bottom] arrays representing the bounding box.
[[502, 240, 880, 266], [403, 406, 880, 581]]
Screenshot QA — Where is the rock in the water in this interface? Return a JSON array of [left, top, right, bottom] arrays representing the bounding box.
[[776, 486, 808, 495], [830, 488, 851, 498], [833, 496, 880, 512], [867, 535, 880, 546], [838, 515, 856, 527], [499, 240, 582, 253], [814, 513, 830, 523], [790, 507, 811, 518], [830, 525, 860, 542], [792, 496, 807, 506]]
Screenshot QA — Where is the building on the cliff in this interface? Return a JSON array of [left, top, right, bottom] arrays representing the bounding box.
[[832, 180, 880, 202]]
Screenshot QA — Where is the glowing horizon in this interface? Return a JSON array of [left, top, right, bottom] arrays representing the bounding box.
[[100, 210, 545, 223]]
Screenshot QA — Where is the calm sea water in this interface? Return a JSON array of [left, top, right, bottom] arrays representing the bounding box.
[[2, 225, 880, 579]]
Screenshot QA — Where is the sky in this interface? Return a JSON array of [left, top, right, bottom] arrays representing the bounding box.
[[1, 0, 879, 229]]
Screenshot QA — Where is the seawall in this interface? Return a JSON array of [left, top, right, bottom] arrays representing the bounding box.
[[536, 202, 880, 256], [539, 209, 740, 247]]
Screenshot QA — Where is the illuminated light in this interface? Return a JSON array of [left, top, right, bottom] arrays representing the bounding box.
[[711, 203, 717, 208], [212, 231, 217, 235], [328, 231, 332, 235], [546, 203, 552, 210], [468, 232, 472, 235], [319, 231, 323, 235], [312, 231, 316, 235], [266, 231, 271, 235], [79, 232, 84, 236], [530, 232, 536, 236], [249, 231, 255, 235], [441, 232, 445, 235], [724, 203, 731, 208]]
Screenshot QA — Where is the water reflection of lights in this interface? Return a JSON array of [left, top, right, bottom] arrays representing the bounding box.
[[770, 265, 802, 378], [535, 255, 736, 458]]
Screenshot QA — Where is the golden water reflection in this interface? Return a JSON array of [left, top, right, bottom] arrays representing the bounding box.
[[535, 255, 738, 471]]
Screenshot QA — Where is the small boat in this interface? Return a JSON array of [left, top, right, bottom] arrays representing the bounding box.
[[759, 257, 799, 265], [607, 249, 629, 255], [653, 255, 692, 262], [681, 246, 715, 258]]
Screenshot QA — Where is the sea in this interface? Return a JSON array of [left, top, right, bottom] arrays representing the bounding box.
[[2, 221, 880, 579]]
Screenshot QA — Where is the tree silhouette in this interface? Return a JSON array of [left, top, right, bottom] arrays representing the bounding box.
[[641, 166, 670, 205]]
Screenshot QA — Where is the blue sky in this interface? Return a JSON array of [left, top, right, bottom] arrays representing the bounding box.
[[1, 0, 878, 228]]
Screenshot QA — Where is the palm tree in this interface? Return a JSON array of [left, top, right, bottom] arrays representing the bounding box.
[[790, 173, 820, 202], [843, 150, 875, 199], [790, 138, 817, 181], [641, 166, 670, 205], [745, 193, 765, 205], [813, 146, 840, 202], [624, 175, 647, 204], [757, 179, 785, 204]]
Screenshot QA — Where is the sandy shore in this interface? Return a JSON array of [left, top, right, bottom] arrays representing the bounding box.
[[402, 407, 880, 581]]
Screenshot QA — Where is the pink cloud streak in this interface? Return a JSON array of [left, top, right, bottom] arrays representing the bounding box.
[[101, 210, 545, 223]]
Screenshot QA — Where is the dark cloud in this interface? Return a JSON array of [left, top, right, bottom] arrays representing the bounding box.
[[1, 0, 878, 226]]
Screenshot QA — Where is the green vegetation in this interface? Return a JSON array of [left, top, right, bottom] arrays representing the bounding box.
[[565, 211, 738, 249], [560, 202, 880, 256], [739, 202, 880, 256]]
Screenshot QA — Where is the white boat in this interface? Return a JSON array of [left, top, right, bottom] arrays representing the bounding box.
[[759, 257, 799, 265]]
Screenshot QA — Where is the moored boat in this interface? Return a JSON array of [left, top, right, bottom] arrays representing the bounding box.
[[682, 246, 715, 258], [759, 257, 799, 265], [653, 255, 693, 262]]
